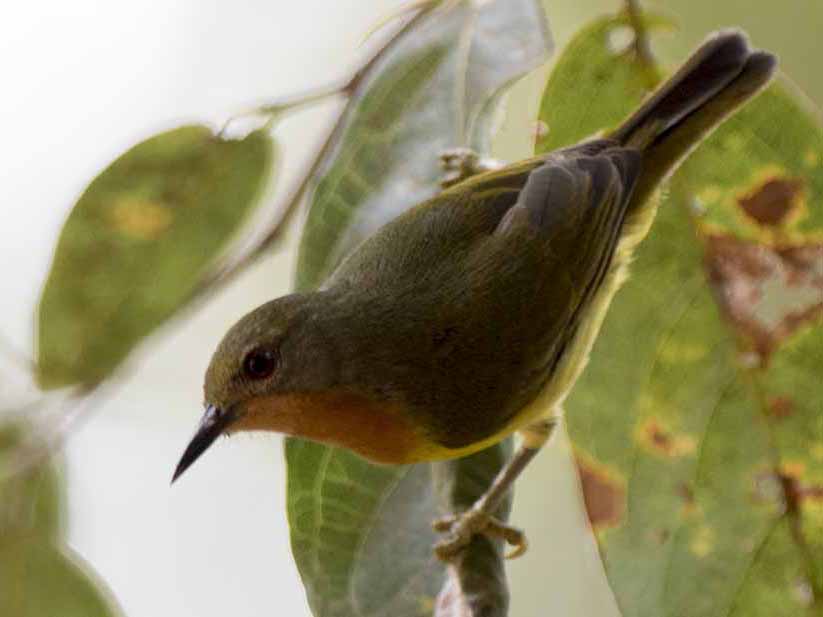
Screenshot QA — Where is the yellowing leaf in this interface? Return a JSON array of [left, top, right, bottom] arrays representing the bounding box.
[[36, 126, 274, 389], [543, 13, 823, 617], [685, 85, 823, 241]]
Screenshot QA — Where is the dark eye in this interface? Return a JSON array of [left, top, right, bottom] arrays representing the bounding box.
[[242, 348, 277, 380]]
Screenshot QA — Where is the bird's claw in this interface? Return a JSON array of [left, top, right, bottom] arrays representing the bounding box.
[[432, 508, 528, 562], [439, 148, 504, 188]]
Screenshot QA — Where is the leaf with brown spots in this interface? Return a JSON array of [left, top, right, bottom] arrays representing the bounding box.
[[36, 126, 274, 388], [767, 396, 796, 419], [738, 176, 805, 227], [686, 83, 823, 242], [540, 13, 823, 617], [704, 234, 823, 361], [575, 456, 625, 530], [635, 419, 696, 458]]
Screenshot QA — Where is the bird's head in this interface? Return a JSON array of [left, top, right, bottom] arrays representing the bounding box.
[[172, 289, 442, 479], [172, 293, 339, 482]]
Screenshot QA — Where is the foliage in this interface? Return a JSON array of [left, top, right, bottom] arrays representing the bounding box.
[[6, 1, 822, 616], [0, 426, 120, 617], [537, 15, 823, 617], [37, 127, 273, 389], [290, 2, 549, 615]]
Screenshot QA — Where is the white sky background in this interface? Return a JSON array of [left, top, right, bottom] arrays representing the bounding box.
[[0, 2, 618, 616]]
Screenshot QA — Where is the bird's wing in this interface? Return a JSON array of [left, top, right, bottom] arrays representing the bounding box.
[[493, 143, 642, 375], [320, 143, 643, 450]]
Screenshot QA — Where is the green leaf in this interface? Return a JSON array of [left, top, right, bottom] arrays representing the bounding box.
[[295, 0, 551, 290], [539, 13, 823, 617], [0, 541, 120, 617], [37, 126, 274, 389], [287, 2, 551, 616], [535, 14, 670, 153], [0, 424, 61, 540], [1, 425, 120, 617]]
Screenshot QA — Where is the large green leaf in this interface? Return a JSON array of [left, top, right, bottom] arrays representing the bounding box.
[[537, 13, 823, 617], [0, 425, 120, 617], [287, 2, 551, 616], [295, 0, 550, 289], [37, 126, 274, 389], [535, 14, 666, 153]]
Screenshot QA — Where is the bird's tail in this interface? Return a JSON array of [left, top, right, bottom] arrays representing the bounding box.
[[611, 31, 777, 207]]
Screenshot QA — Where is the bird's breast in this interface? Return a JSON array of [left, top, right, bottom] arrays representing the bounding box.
[[237, 389, 441, 464]]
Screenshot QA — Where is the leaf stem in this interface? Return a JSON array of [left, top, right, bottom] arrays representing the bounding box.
[[623, 0, 655, 67], [217, 81, 349, 138], [0, 330, 36, 374], [0, 386, 101, 482]]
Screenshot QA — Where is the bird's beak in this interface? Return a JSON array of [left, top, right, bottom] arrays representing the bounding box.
[[171, 404, 237, 484]]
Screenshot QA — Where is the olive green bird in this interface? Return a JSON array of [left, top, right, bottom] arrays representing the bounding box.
[[174, 32, 776, 560]]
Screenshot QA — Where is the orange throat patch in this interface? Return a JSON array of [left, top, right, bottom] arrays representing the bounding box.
[[232, 389, 429, 465]]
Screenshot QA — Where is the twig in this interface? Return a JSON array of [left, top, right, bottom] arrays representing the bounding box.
[[624, 0, 655, 66], [0, 330, 35, 374], [187, 3, 440, 303], [217, 80, 351, 138], [360, 0, 445, 46], [0, 385, 101, 482]]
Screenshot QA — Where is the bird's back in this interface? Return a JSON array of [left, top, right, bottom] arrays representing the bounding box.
[[325, 144, 636, 452]]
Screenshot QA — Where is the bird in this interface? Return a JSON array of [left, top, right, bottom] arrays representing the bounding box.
[[172, 31, 776, 561]]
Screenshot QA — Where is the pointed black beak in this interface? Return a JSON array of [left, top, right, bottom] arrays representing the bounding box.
[[172, 404, 237, 484]]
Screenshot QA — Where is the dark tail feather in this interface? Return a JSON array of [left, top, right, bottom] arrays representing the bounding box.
[[610, 31, 777, 208], [612, 31, 752, 147]]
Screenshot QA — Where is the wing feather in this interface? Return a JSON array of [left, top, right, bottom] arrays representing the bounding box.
[[496, 144, 642, 379]]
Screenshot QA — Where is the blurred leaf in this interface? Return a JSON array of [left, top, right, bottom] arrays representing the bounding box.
[[37, 126, 274, 389], [0, 424, 61, 540], [538, 13, 823, 617], [0, 425, 120, 617], [0, 541, 120, 617], [295, 0, 551, 290], [287, 1, 551, 616]]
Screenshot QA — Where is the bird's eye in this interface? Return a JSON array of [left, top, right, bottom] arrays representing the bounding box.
[[242, 348, 277, 380]]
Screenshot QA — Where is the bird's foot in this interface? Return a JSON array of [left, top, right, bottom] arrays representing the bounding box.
[[433, 508, 528, 562], [439, 148, 504, 188]]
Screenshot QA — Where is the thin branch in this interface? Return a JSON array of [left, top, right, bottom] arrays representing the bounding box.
[[0, 385, 101, 482], [359, 0, 445, 47], [0, 330, 35, 374], [188, 3, 439, 304], [624, 0, 655, 67], [217, 80, 350, 138]]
